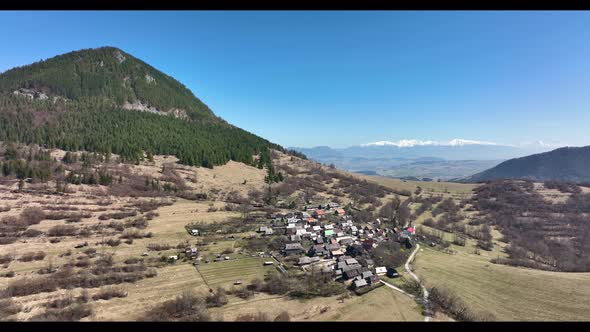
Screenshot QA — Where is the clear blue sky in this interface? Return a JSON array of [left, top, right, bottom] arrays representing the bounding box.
[[1, 11, 590, 148]]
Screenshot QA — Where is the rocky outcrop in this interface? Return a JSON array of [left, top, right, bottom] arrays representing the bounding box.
[[114, 50, 126, 63], [145, 74, 156, 84], [122, 100, 189, 120], [12, 88, 68, 103]]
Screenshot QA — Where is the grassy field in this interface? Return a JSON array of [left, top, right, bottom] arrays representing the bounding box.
[[359, 174, 478, 197], [319, 286, 423, 321], [85, 263, 208, 321], [209, 286, 424, 321], [413, 246, 590, 321], [197, 255, 276, 289]]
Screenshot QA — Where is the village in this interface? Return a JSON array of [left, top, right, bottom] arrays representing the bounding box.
[[181, 200, 417, 294]]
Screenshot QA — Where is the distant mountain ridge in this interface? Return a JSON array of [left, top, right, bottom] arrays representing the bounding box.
[[462, 146, 590, 183], [291, 140, 553, 161], [289, 140, 557, 181], [361, 138, 502, 147]]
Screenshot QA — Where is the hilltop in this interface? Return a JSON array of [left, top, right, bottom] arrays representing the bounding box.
[[463, 146, 590, 183], [0, 47, 283, 167]]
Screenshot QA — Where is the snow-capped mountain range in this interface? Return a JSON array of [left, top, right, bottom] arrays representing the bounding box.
[[361, 138, 502, 147], [360, 138, 564, 148], [289, 139, 568, 180]]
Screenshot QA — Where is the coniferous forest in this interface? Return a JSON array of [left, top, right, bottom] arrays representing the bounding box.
[[0, 47, 286, 168]]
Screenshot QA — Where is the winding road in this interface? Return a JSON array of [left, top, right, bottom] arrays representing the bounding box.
[[380, 242, 432, 322], [405, 243, 432, 322]]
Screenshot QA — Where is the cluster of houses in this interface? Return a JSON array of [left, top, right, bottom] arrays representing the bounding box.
[[258, 201, 414, 290]]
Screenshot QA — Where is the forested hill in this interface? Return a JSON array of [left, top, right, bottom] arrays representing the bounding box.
[[0, 46, 285, 167], [462, 146, 590, 183], [0, 46, 216, 121]]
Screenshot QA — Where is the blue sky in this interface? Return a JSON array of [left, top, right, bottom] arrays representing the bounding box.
[[1, 11, 590, 148]]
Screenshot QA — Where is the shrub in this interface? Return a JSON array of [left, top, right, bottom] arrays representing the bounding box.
[[125, 218, 149, 229], [262, 271, 290, 295], [47, 225, 77, 237], [83, 248, 97, 257], [121, 228, 149, 239], [75, 257, 91, 268], [29, 304, 92, 321], [124, 258, 141, 265], [206, 287, 228, 307], [0, 237, 17, 245], [0, 298, 21, 317], [221, 248, 234, 255], [453, 234, 467, 247], [147, 243, 172, 251], [274, 311, 291, 321], [21, 207, 46, 225], [231, 286, 254, 300], [45, 295, 75, 309], [98, 210, 138, 220], [429, 286, 496, 321], [92, 287, 128, 301], [0, 254, 13, 265], [6, 277, 58, 297], [145, 268, 157, 278], [477, 239, 493, 251], [23, 228, 43, 237], [18, 251, 46, 262], [108, 221, 125, 231], [247, 278, 264, 292], [141, 290, 210, 321], [1, 271, 15, 278], [422, 218, 435, 227], [103, 238, 121, 247]]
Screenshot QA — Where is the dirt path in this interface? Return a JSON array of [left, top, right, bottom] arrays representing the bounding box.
[[379, 280, 415, 299], [405, 243, 432, 322]]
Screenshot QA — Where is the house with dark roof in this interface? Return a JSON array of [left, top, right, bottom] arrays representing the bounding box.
[[345, 258, 359, 265], [361, 271, 374, 280], [344, 269, 360, 279], [325, 243, 341, 251], [284, 243, 304, 256], [353, 278, 368, 289], [298, 256, 321, 266], [308, 244, 328, 257]]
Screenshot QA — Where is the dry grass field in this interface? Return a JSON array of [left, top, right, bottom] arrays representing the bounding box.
[[208, 285, 423, 321], [197, 256, 275, 289], [3, 145, 589, 322], [359, 174, 478, 198], [414, 246, 590, 321]]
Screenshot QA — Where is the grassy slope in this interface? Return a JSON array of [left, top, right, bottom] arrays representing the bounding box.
[[358, 174, 478, 197], [414, 245, 590, 321]]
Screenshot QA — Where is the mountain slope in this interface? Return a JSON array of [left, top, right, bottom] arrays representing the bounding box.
[[0, 46, 216, 121], [0, 47, 282, 166], [462, 146, 590, 183]]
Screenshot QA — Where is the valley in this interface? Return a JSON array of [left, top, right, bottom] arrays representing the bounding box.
[[1, 45, 589, 323]]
